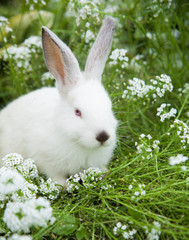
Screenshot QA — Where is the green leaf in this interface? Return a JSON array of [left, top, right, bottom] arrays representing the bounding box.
[[76, 225, 90, 240], [52, 214, 79, 236], [128, 208, 144, 220]]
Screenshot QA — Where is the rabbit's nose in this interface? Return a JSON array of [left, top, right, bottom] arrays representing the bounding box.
[[96, 131, 110, 144]]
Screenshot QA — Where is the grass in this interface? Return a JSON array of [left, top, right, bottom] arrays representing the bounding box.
[[0, 0, 189, 239]]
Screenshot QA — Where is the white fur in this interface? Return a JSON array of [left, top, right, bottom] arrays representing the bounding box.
[[0, 17, 117, 185]]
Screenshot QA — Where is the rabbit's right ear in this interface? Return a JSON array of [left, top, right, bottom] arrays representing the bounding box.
[[42, 27, 81, 91], [84, 17, 114, 81]]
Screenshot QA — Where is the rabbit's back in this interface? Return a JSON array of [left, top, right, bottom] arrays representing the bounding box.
[[0, 87, 58, 160]]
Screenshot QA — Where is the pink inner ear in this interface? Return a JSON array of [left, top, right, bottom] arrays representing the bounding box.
[[43, 33, 65, 85]]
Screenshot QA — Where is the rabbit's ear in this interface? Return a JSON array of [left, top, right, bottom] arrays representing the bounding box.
[[84, 17, 114, 81], [42, 26, 81, 91]]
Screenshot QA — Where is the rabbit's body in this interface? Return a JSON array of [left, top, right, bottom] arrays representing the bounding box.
[[0, 80, 116, 185], [0, 17, 117, 185]]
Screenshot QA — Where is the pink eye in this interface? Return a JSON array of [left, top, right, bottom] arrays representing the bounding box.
[[75, 109, 82, 117]]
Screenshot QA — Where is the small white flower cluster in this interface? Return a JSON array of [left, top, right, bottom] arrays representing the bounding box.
[[67, 0, 100, 26], [0, 234, 32, 240], [171, 119, 189, 149], [25, 0, 46, 10], [169, 154, 188, 166], [0, 167, 25, 199], [178, 83, 189, 96], [3, 45, 31, 69], [156, 103, 177, 122], [18, 158, 39, 179], [66, 167, 115, 193], [128, 178, 146, 201], [145, 221, 161, 240], [113, 222, 137, 239], [0, 16, 13, 42], [148, 0, 173, 18], [2, 157, 40, 202], [122, 78, 154, 99], [23, 36, 42, 50], [109, 48, 129, 69], [104, 3, 119, 14], [182, 83, 189, 94], [135, 134, 160, 160], [41, 72, 54, 86], [39, 178, 60, 200], [1, 153, 59, 202], [3, 36, 41, 71], [0, 153, 59, 238], [83, 29, 95, 44], [2, 153, 24, 168], [11, 181, 38, 202], [122, 74, 173, 102], [3, 197, 55, 233], [154, 74, 173, 97]]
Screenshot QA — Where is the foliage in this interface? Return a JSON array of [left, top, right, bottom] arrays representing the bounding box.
[[0, 0, 189, 239]]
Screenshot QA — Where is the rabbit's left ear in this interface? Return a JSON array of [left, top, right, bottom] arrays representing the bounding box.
[[84, 17, 114, 81], [42, 26, 81, 91]]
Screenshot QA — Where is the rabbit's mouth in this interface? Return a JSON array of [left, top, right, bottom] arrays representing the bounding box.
[[76, 133, 115, 150]]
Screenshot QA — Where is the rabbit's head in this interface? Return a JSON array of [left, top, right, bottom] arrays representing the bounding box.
[[42, 17, 117, 150]]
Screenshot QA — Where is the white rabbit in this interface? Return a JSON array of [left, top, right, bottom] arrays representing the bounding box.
[[0, 17, 117, 185]]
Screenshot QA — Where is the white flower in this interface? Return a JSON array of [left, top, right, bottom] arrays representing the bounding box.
[[0, 16, 12, 36], [116, 222, 122, 228], [182, 83, 189, 94], [147, 134, 152, 140], [129, 229, 137, 235], [3, 36, 42, 71], [25, 0, 46, 10], [169, 154, 188, 166], [41, 72, 54, 85], [23, 36, 42, 49], [123, 78, 154, 100], [128, 184, 133, 190], [3, 45, 32, 70], [123, 231, 129, 239], [0, 16, 8, 22], [155, 74, 173, 95], [84, 30, 95, 44], [3, 197, 54, 233], [0, 167, 25, 196], [140, 134, 146, 138], [66, 0, 100, 26], [157, 103, 177, 122], [141, 190, 146, 196], [2, 153, 23, 168], [66, 167, 111, 193], [171, 119, 189, 148], [39, 178, 59, 200], [8, 234, 32, 240], [113, 226, 118, 235], [147, 221, 161, 240], [121, 225, 127, 230], [146, 32, 153, 39], [181, 166, 187, 171], [152, 140, 160, 150], [0, 237, 6, 240], [123, 74, 173, 101], [134, 191, 140, 196], [109, 49, 129, 68], [11, 181, 38, 202], [18, 158, 39, 179]]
